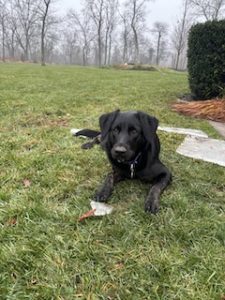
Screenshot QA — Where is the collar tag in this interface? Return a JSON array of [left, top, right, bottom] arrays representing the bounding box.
[[130, 163, 135, 179]]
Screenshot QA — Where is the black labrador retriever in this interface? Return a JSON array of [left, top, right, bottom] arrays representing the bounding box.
[[76, 110, 172, 214]]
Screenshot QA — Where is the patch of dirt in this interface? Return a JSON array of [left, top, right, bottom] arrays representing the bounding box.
[[19, 114, 70, 128]]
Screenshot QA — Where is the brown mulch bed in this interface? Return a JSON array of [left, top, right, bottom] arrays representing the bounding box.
[[171, 99, 225, 123]]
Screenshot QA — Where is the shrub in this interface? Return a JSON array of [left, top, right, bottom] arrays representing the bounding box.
[[187, 20, 225, 100]]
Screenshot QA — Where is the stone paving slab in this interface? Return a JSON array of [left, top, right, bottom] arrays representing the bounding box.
[[158, 126, 208, 138], [209, 121, 225, 139], [176, 136, 225, 167]]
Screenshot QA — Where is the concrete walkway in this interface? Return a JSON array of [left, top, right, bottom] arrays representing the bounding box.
[[209, 121, 225, 139]]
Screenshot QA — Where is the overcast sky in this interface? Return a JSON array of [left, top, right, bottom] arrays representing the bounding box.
[[57, 0, 183, 29]]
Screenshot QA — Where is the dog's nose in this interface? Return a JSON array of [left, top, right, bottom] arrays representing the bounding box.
[[114, 146, 127, 154]]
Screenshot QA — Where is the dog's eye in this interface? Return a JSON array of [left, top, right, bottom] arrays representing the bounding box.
[[129, 128, 137, 135], [113, 127, 120, 134]]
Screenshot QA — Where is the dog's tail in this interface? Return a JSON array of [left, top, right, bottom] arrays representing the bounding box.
[[74, 129, 101, 138]]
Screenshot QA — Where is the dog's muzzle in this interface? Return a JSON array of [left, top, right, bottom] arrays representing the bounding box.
[[111, 144, 133, 162]]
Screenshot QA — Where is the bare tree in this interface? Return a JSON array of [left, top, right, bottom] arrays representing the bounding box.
[[103, 0, 118, 65], [85, 0, 105, 66], [2, 0, 198, 67], [13, 0, 41, 61], [125, 0, 151, 63], [152, 22, 168, 65], [39, 0, 52, 66], [148, 47, 154, 64], [0, 0, 8, 62], [189, 0, 225, 20], [111, 44, 121, 64], [6, 1, 19, 59], [171, 0, 191, 70], [120, 10, 131, 63], [67, 9, 94, 66], [62, 29, 78, 64]]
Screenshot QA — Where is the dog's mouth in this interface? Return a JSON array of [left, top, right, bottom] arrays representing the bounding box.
[[116, 158, 126, 163], [111, 150, 135, 164]]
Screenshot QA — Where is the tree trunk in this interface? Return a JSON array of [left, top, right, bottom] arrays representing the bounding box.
[[131, 0, 139, 63], [1, 17, 6, 62], [41, 1, 50, 66], [132, 27, 139, 63], [104, 27, 109, 65], [2, 24, 5, 62], [11, 29, 16, 59], [41, 23, 46, 66], [175, 50, 181, 70], [123, 30, 128, 63], [175, 0, 189, 70], [82, 46, 87, 66], [98, 32, 102, 66], [107, 32, 112, 65], [156, 32, 161, 65]]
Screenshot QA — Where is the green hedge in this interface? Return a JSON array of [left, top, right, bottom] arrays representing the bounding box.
[[187, 20, 225, 100]]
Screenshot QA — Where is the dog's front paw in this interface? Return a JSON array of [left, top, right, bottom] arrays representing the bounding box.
[[144, 197, 159, 214], [81, 142, 93, 149], [94, 191, 109, 202], [94, 174, 114, 203]]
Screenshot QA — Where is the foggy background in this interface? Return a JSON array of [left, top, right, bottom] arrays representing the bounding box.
[[0, 0, 224, 69]]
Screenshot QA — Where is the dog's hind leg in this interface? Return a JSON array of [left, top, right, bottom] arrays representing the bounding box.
[[81, 136, 101, 149], [75, 129, 101, 138]]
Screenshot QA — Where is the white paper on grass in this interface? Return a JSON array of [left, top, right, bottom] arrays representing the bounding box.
[[70, 128, 83, 135], [176, 136, 225, 167], [90, 201, 114, 216], [158, 126, 208, 138], [70, 128, 87, 139]]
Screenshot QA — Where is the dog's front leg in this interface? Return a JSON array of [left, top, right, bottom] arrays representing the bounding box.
[[94, 171, 122, 202], [145, 171, 172, 214]]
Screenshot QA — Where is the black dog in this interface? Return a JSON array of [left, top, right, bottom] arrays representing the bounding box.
[[76, 110, 172, 214]]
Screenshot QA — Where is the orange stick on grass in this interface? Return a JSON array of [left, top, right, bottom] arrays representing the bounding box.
[[78, 208, 96, 222]]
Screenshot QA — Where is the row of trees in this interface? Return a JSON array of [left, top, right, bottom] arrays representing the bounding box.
[[0, 0, 225, 69], [0, 0, 56, 65]]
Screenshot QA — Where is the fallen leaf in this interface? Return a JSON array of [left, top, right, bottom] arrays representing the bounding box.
[[112, 262, 124, 271], [31, 278, 38, 285], [23, 179, 31, 188], [7, 216, 17, 226]]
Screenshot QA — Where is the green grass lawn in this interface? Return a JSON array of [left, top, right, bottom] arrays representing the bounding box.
[[0, 63, 225, 300]]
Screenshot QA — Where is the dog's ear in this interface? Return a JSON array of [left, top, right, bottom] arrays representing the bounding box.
[[137, 111, 159, 158], [99, 110, 120, 142]]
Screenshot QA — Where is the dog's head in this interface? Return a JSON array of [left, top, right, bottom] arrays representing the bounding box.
[[99, 110, 159, 163]]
